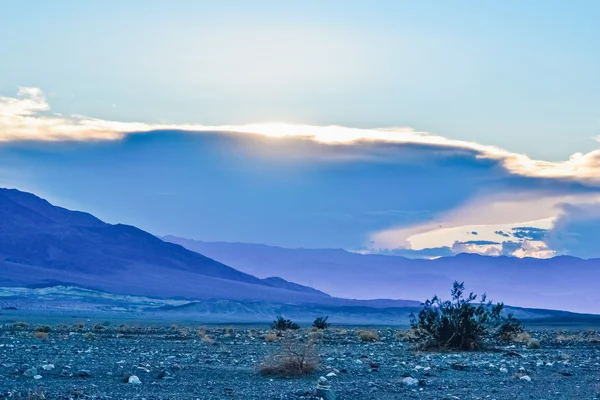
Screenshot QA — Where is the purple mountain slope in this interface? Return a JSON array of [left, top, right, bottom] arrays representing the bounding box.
[[0, 188, 418, 307], [162, 236, 600, 314]]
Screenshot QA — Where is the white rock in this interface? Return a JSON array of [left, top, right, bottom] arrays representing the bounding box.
[[499, 367, 509, 373], [41, 364, 55, 371], [326, 372, 337, 377], [401, 377, 419, 386], [355, 359, 363, 364], [519, 375, 532, 382], [33, 375, 42, 380], [128, 375, 142, 384]]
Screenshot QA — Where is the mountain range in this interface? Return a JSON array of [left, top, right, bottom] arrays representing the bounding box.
[[163, 236, 600, 314], [0, 188, 417, 307]]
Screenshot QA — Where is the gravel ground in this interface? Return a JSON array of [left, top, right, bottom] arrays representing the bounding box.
[[1, 322, 599, 400]]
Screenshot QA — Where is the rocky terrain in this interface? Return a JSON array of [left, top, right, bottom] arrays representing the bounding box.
[[1, 320, 599, 400]]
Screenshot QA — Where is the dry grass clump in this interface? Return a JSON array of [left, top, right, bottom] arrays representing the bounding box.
[[556, 334, 579, 342], [527, 338, 541, 349], [196, 326, 208, 337], [258, 337, 320, 377], [201, 335, 216, 344], [195, 327, 216, 344], [35, 325, 51, 333], [224, 327, 236, 335], [73, 322, 85, 330], [11, 391, 46, 400], [264, 333, 278, 343], [396, 329, 419, 341], [83, 332, 96, 340], [12, 321, 28, 328], [358, 329, 379, 342], [336, 329, 348, 336], [558, 353, 572, 361], [34, 331, 49, 340], [513, 331, 532, 342]]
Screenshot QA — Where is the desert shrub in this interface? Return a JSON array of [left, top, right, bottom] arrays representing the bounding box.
[[556, 334, 579, 342], [35, 331, 49, 340], [527, 338, 541, 349], [410, 281, 520, 350], [264, 333, 278, 343], [271, 316, 300, 331], [35, 325, 52, 333], [10, 391, 46, 400], [201, 335, 216, 344], [92, 323, 106, 332], [258, 337, 320, 377], [496, 313, 523, 342], [396, 329, 419, 342], [358, 329, 379, 342], [12, 321, 28, 328], [589, 336, 600, 344], [83, 332, 96, 340], [73, 322, 85, 330], [224, 327, 236, 335], [312, 316, 330, 330]]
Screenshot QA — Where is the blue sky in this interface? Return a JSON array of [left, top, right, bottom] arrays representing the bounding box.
[[2, 1, 600, 258]]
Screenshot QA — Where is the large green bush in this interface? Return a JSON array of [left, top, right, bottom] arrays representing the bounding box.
[[410, 281, 521, 350], [271, 316, 300, 331]]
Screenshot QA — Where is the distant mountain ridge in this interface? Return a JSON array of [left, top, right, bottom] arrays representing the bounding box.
[[0, 188, 418, 307], [0, 188, 325, 301], [162, 236, 600, 314]]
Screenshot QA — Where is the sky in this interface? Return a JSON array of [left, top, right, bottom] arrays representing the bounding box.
[[1, 1, 600, 259]]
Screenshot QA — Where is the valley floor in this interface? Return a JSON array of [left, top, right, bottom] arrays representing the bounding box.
[[0, 319, 599, 400]]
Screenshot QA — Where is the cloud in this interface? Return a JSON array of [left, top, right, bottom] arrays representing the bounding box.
[[3, 88, 600, 258], [545, 203, 600, 259], [512, 226, 548, 241], [2, 87, 600, 183]]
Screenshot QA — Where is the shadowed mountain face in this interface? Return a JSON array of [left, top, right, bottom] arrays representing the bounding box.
[[163, 236, 600, 314], [0, 188, 335, 302], [0, 188, 421, 307]]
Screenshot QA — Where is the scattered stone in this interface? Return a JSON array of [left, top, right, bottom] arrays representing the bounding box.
[[128, 375, 142, 384], [519, 375, 532, 382], [23, 367, 37, 377], [401, 377, 420, 386], [315, 376, 336, 400], [41, 364, 55, 371]]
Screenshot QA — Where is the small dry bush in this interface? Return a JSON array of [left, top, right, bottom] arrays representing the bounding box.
[[35, 325, 51, 333], [224, 327, 236, 335], [35, 331, 49, 340], [556, 334, 579, 342], [264, 333, 278, 343], [358, 330, 379, 342], [11, 391, 46, 400], [12, 321, 28, 328], [336, 329, 348, 336], [527, 338, 541, 349], [196, 326, 207, 337], [83, 332, 96, 340], [200, 335, 216, 344], [396, 329, 419, 342], [308, 330, 324, 341], [512, 331, 532, 343], [258, 337, 320, 377], [73, 322, 85, 330], [558, 353, 572, 361], [589, 336, 600, 344]]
